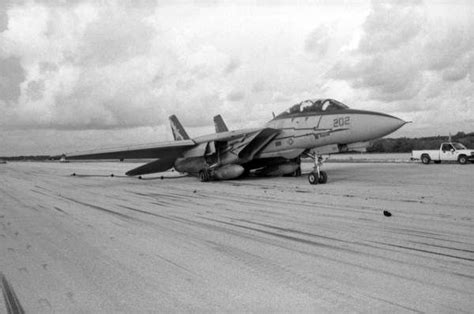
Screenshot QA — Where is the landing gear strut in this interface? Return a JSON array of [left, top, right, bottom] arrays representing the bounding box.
[[305, 153, 328, 185]]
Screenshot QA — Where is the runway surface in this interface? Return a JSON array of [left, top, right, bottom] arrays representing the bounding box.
[[1, 161, 473, 312]]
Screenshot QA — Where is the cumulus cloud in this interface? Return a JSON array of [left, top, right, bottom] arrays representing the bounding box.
[[358, 1, 424, 54], [224, 58, 241, 75], [251, 80, 265, 93], [226, 90, 245, 102], [304, 25, 331, 57], [1, 2, 365, 135], [327, 0, 474, 105], [1, 0, 473, 155], [0, 3, 8, 32], [327, 1, 427, 101], [78, 8, 155, 66], [0, 56, 24, 102], [0, 1, 240, 130]]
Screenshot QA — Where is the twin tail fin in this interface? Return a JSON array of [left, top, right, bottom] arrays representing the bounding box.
[[169, 115, 190, 141]]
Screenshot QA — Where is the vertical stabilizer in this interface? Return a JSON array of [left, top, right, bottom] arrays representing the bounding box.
[[169, 115, 190, 141], [213, 114, 229, 133]]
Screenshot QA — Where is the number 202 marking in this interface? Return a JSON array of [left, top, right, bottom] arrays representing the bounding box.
[[333, 116, 350, 128]]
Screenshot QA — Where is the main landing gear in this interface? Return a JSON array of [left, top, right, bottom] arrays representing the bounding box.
[[199, 169, 211, 182], [305, 153, 328, 185]]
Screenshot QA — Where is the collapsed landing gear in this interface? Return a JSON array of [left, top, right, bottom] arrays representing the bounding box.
[[293, 167, 302, 177], [199, 169, 211, 182], [305, 153, 328, 185], [293, 157, 302, 177]]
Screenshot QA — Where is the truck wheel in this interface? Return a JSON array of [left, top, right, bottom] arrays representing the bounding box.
[[308, 172, 318, 185], [318, 171, 328, 184], [458, 155, 467, 165], [421, 155, 430, 164], [434, 160, 441, 164]]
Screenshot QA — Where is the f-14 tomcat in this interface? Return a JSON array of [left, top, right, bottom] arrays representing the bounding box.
[[64, 99, 407, 184]]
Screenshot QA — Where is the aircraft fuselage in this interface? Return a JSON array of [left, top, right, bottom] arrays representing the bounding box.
[[174, 107, 406, 177], [259, 109, 406, 159]]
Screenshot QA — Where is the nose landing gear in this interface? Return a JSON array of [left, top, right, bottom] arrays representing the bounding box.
[[305, 153, 328, 185]]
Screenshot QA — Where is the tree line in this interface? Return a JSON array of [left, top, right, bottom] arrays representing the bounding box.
[[367, 132, 474, 153]]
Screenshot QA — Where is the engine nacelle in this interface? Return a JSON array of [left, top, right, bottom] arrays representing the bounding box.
[[214, 164, 245, 180], [258, 162, 299, 176]]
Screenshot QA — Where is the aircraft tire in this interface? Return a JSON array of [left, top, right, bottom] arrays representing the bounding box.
[[318, 171, 328, 184], [458, 155, 467, 165], [199, 170, 210, 182], [421, 155, 430, 164], [308, 172, 318, 185]]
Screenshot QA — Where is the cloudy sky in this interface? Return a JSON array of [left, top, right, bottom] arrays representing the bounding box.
[[1, 0, 473, 155]]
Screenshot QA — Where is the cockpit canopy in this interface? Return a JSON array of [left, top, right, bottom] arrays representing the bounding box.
[[276, 99, 349, 118]]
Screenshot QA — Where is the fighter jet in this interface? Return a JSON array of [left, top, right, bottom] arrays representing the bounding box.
[[64, 98, 406, 184]]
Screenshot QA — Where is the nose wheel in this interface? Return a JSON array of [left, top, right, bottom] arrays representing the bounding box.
[[308, 170, 327, 185], [305, 153, 328, 185]]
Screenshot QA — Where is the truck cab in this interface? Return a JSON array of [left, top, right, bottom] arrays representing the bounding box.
[[412, 142, 474, 164], [440, 142, 463, 162]]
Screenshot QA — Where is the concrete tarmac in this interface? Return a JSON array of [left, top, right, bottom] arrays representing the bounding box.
[[0, 161, 473, 312]]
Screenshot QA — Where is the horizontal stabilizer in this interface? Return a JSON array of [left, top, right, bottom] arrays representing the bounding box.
[[125, 158, 176, 176], [213, 114, 229, 133]]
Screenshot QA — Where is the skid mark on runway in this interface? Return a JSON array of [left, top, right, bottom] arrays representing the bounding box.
[[408, 240, 474, 254], [451, 271, 474, 280], [119, 205, 181, 222], [209, 241, 423, 313], [364, 294, 423, 313], [1, 272, 25, 314], [130, 191, 188, 203], [200, 217, 473, 296], [384, 227, 472, 245], [119, 205, 285, 248], [60, 196, 137, 221], [155, 254, 197, 276], [236, 219, 348, 243], [372, 241, 474, 262], [54, 207, 67, 214], [2, 162, 472, 312], [208, 242, 344, 300], [209, 216, 470, 270], [31, 189, 51, 198], [203, 217, 360, 254]]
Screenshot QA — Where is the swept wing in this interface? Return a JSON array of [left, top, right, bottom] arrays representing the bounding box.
[[65, 140, 195, 160], [62, 140, 196, 176]]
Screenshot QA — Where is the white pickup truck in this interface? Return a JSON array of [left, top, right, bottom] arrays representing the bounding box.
[[412, 142, 474, 164]]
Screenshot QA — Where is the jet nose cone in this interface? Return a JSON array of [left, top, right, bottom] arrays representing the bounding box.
[[354, 111, 408, 141], [383, 115, 407, 135], [343, 109, 408, 143]]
